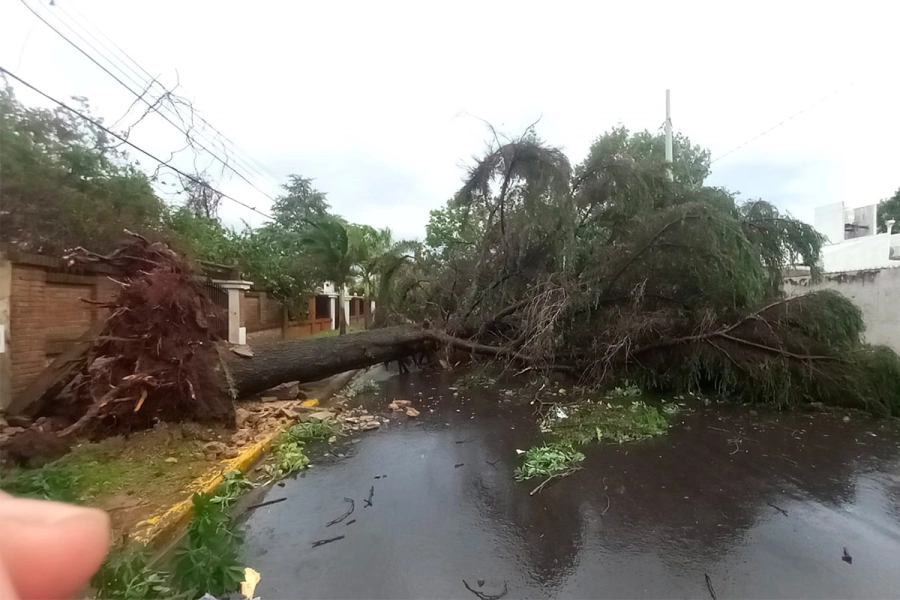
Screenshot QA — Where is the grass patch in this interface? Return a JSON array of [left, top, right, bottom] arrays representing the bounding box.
[[544, 400, 675, 446], [0, 429, 207, 504], [514, 444, 585, 481]]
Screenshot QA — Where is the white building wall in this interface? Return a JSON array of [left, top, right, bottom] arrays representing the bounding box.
[[821, 231, 899, 272], [784, 267, 900, 354], [814, 202, 845, 244]]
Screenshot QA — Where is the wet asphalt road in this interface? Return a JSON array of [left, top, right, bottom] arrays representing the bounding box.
[[239, 369, 900, 599]]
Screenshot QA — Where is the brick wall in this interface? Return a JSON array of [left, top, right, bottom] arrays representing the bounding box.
[[8, 261, 116, 394], [241, 294, 261, 329], [6, 256, 341, 398]]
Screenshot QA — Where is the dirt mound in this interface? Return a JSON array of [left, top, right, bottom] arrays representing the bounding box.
[[3, 234, 235, 464]]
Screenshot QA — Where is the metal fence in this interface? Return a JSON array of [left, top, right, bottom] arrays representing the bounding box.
[[202, 279, 229, 339]]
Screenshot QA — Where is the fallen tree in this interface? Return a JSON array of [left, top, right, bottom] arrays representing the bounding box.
[[5, 127, 900, 466]]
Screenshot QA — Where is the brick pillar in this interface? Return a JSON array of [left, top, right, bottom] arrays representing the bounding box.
[[213, 280, 252, 344]]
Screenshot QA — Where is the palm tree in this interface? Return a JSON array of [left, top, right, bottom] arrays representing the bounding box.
[[301, 216, 354, 334], [350, 225, 394, 328]]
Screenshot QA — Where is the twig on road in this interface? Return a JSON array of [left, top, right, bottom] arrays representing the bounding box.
[[705, 573, 718, 600], [530, 467, 581, 496], [463, 579, 508, 600], [326, 497, 355, 527], [311, 535, 345, 548], [245, 497, 286, 512], [767, 502, 789, 517], [364, 485, 374, 507]]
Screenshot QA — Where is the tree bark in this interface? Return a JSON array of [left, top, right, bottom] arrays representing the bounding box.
[[225, 325, 577, 398], [226, 325, 431, 397]]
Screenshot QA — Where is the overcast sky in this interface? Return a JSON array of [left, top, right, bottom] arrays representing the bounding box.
[[2, 0, 898, 240]]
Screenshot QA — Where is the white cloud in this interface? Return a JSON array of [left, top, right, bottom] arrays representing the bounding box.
[[2, 0, 897, 239]]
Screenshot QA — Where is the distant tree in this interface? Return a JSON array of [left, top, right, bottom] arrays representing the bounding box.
[[877, 187, 900, 233], [0, 84, 164, 253], [271, 175, 330, 230], [578, 125, 711, 187], [180, 171, 223, 219]]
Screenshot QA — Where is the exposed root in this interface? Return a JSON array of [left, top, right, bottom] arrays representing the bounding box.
[[4, 234, 234, 463]]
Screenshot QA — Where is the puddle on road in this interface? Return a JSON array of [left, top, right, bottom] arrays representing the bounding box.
[[240, 368, 900, 599]]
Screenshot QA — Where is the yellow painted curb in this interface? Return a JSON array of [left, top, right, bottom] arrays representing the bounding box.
[[131, 427, 283, 546], [131, 367, 359, 548]]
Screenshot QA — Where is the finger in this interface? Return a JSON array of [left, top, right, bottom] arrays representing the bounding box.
[[0, 493, 110, 600]]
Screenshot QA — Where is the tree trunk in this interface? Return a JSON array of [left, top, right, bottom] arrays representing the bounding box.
[[364, 280, 372, 329], [226, 325, 430, 397], [338, 287, 347, 335]]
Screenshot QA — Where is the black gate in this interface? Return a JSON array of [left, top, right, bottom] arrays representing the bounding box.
[[202, 279, 229, 339]]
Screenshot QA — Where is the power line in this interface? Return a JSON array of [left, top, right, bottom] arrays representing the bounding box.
[[19, 0, 280, 203], [0, 66, 275, 221], [711, 82, 855, 164], [52, 0, 285, 189]]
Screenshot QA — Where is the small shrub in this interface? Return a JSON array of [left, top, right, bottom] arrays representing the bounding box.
[[265, 437, 310, 479], [173, 491, 244, 597], [91, 547, 176, 600], [514, 444, 585, 481]]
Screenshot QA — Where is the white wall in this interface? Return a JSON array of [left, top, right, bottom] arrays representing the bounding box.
[[814, 202, 845, 244], [784, 266, 900, 353], [821, 232, 899, 272]]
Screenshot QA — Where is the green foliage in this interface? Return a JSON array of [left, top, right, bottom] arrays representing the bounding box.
[[606, 382, 642, 398], [425, 201, 486, 261], [545, 401, 670, 446], [272, 175, 331, 228], [454, 371, 497, 389], [163, 205, 239, 264], [266, 428, 313, 478], [0, 83, 164, 253], [173, 490, 244, 597], [301, 215, 355, 332], [282, 419, 339, 442], [851, 345, 900, 416], [212, 470, 254, 508], [514, 444, 585, 481], [344, 377, 380, 398], [0, 462, 80, 502], [877, 187, 900, 233], [91, 471, 253, 599], [91, 547, 176, 600]]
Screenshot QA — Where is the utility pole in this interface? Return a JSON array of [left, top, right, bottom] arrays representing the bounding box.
[[665, 89, 674, 181]]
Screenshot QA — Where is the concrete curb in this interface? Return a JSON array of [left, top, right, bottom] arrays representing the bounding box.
[[131, 369, 362, 548]]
